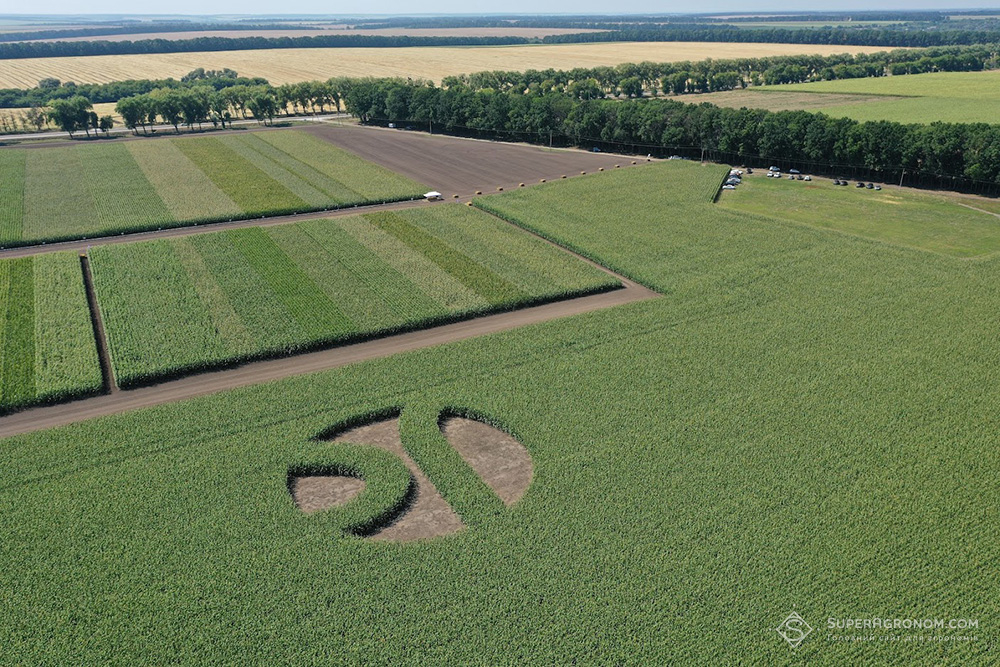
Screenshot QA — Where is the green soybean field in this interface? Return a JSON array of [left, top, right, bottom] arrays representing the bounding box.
[[0, 129, 425, 247], [88, 204, 618, 386], [0, 252, 102, 412]]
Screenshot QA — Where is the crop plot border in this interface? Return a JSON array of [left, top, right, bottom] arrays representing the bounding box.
[[0, 214, 658, 438]]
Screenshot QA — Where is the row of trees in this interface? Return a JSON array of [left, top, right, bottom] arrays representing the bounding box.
[[112, 78, 355, 134], [442, 45, 999, 98], [0, 21, 316, 44], [340, 78, 1000, 192], [46, 96, 113, 137], [0, 69, 267, 109], [0, 34, 535, 61], [544, 25, 1000, 48], [0, 107, 47, 134]]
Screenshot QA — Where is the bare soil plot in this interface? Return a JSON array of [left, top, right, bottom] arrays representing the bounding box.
[[306, 124, 645, 195], [289, 476, 365, 513], [332, 416, 463, 541], [440, 415, 532, 505]]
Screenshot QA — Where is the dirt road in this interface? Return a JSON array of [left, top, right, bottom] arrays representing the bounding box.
[[305, 124, 648, 194], [0, 124, 650, 259], [0, 278, 657, 439]]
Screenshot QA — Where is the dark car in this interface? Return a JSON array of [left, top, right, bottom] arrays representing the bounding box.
[[866, 183, 874, 189], [856, 182, 865, 188]]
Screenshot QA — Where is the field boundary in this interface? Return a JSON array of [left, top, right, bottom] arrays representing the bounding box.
[[0, 198, 436, 259], [0, 280, 657, 438], [79, 253, 118, 394], [113, 282, 623, 389], [0, 193, 425, 251]]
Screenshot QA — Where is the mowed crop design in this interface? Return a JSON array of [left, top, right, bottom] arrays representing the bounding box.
[[88, 204, 618, 385], [5, 160, 1000, 664], [0, 129, 425, 246], [0, 253, 102, 412]]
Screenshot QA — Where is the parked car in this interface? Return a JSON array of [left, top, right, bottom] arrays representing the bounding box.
[[769, 166, 780, 171], [722, 184, 736, 190], [789, 168, 801, 174], [856, 182, 865, 188], [874, 185, 882, 191], [804, 175, 812, 181], [866, 183, 874, 189]]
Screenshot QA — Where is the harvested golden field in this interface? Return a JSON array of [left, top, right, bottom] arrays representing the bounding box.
[[0, 42, 893, 88], [0, 102, 118, 132]]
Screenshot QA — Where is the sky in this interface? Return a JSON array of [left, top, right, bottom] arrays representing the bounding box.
[[6, 3, 999, 17]]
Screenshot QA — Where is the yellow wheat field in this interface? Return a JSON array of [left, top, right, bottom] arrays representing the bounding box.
[[0, 101, 120, 131], [0, 42, 895, 88]]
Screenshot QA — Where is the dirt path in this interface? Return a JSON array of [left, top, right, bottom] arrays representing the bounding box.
[[0, 129, 659, 438], [959, 202, 1000, 220], [79, 254, 118, 393], [0, 124, 651, 260], [0, 278, 657, 439], [0, 198, 430, 259]]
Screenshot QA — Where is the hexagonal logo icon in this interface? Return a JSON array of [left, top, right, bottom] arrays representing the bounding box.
[[776, 611, 813, 649]]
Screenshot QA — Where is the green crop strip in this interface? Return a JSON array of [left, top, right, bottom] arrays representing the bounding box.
[[0, 149, 25, 244], [75, 144, 173, 232], [366, 211, 527, 304], [188, 232, 305, 352], [256, 130, 424, 201], [298, 220, 446, 322], [339, 216, 487, 312], [229, 228, 353, 339], [173, 136, 309, 213], [32, 253, 102, 402], [266, 225, 395, 331], [225, 134, 361, 205], [126, 140, 241, 222], [90, 241, 231, 386], [0, 130, 426, 247], [1, 257, 35, 408], [216, 135, 332, 208], [22, 147, 99, 242]]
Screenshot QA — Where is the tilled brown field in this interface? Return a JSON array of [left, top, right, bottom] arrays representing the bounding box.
[[306, 124, 648, 195]]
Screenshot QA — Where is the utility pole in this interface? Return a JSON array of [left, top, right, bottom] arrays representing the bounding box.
[[549, 130, 553, 149], [899, 169, 905, 187]]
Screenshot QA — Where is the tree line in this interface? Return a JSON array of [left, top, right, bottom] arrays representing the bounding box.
[[0, 68, 268, 109], [6, 21, 1000, 60], [442, 45, 998, 97], [340, 78, 1000, 194], [110, 78, 354, 135], [0, 21, 318, 44], [0, 34, 535, 60], [542, 25, 1000, 48]]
